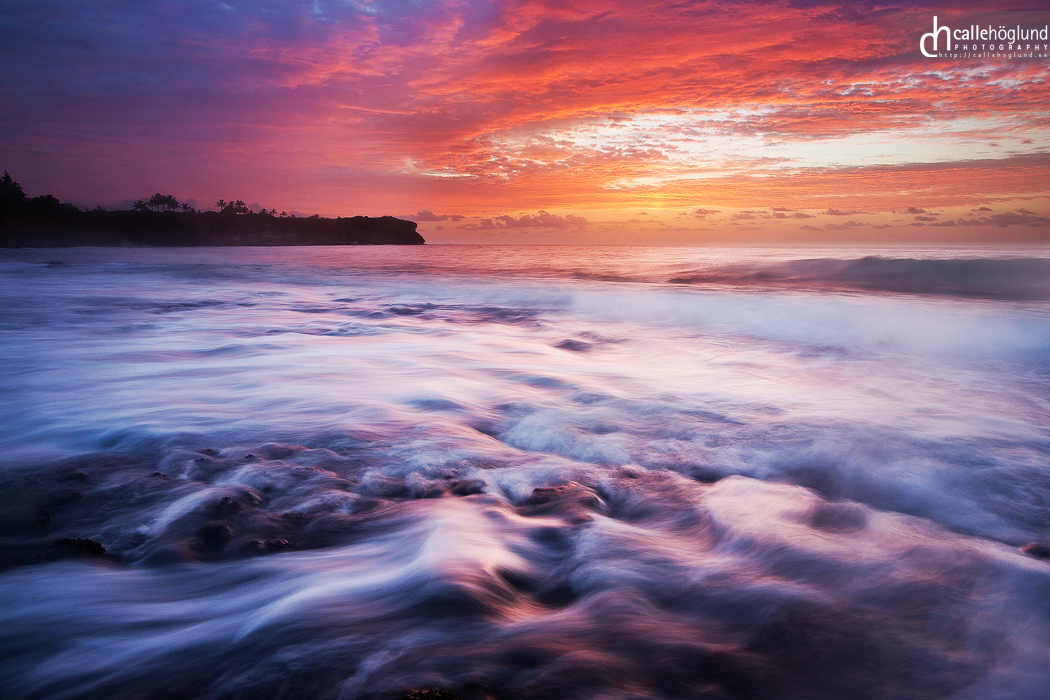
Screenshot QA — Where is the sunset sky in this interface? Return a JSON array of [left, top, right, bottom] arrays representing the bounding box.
[[2, 1, 1048, 243]]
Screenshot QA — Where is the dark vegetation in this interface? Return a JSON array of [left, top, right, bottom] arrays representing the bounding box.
[[0, 172, 424, 247]]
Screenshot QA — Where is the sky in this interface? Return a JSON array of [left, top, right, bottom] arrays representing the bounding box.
[[1, 0, 1049, 243]]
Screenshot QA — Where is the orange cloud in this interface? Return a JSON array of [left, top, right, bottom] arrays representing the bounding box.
[[1, 1, 1047, 242]]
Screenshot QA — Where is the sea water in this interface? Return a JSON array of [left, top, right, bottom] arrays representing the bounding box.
[[0, 245, 1048, 700]]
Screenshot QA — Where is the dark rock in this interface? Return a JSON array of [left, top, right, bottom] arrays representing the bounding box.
[[195, 522, 233, 551], [389, 305, 427, 316], [448, 478, 486, 496], [411, 482, 445, 499], [362, 475, 410, 498], [213, 496, 243, 516], [139, 543, 196, 566], [47, 488, 83, 505], [1021, 542, 1050, 559], [247, 538, 290, 554], [521, 482, 606, 524], [400, 690, 461, 700], [526, 485, 563, 506], [526, 482, 591, 506], [48, 538, 106, 558], [689, 466, 723, 483], [555, 339, 592, 352], [129, 689, 203, 700], [281, 511, 311, 528], [810, 501, 867, 532]]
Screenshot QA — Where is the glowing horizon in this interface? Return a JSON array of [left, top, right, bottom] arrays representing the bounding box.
[[1, 1, 1048, 243]]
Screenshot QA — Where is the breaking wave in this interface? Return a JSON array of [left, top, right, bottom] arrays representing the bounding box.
[[666, 255, 1050, 300], [0, 245, 1048, 700]]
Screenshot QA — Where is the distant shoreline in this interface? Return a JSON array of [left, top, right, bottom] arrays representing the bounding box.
[[0, 209, 425, 247], [0, 174, 424, 247]]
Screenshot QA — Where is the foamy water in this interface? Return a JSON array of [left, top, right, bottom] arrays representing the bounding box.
[[1, 245, 1048, 700]]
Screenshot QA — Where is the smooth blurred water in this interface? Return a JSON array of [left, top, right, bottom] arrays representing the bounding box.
[[1, 245, 1048, 700]]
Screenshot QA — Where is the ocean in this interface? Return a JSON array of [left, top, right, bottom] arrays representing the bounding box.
[[0, 245, 1048, 700]]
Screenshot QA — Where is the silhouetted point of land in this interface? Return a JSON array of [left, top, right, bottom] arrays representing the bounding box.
[[0, 174, 424, 247]]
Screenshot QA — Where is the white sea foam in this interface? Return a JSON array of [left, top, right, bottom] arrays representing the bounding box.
[[0, 245, 1048, 699]]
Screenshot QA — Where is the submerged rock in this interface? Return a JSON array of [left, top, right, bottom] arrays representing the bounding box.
[[554, 338, 592, 352], [1021, 542, 1050, 560], [448, 478, 486, 496], [195, 522, 234, 551], [48, 538, 106, 558], [34, 508, 51, 529], [212, 496, 243, 517], [400, 690, 461, 700]]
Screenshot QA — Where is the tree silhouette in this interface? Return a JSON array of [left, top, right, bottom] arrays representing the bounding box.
[[132, 200, 149, 212], [147, 193, 180, 212], [0, 171, 27, 210], [29, 194, 62, 213], [217, 199, 249, 215]]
